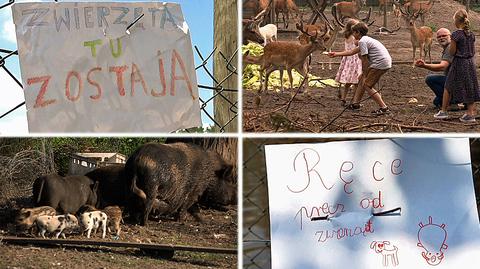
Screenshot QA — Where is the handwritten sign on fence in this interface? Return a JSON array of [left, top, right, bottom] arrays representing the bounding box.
[[12, 2, 201, 132], [265, 138, 480, 269]]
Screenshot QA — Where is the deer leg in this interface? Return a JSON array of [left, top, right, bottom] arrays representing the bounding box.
[[287, 68, 294, 92], [428, 44, 432, 63], [296, 65, 310, 93], [264, 68, 275, 92], [275, 11, 280, 27], [412, 46, 416, 65], [280, 69, 284, 92], [286, 12, 289, 29], [321, 53, 325, 70], [420, 43, 424, 61], [329, 48, 332, 70], [259, 67, 265, 93]]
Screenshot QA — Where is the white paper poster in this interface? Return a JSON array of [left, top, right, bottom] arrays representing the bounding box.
[[265, 138, 480, 269], [12, 2, 201, 132]]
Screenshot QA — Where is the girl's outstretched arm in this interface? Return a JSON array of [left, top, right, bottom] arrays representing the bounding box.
[[329, 47, 360, 58]]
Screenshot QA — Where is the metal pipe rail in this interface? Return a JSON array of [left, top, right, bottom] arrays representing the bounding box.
[[0, 236, 237, 257]]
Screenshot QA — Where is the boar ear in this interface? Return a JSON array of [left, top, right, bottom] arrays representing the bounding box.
[[215, 164, 234, 179], [25, 210, 32, 218], [92, 181, 100, 192]]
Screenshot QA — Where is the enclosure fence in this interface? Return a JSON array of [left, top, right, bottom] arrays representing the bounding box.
[[243, 138, 480, 269], [0, 0, 238, 133]]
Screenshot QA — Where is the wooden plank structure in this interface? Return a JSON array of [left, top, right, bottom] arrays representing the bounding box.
[[213, 0, 238, 132], [0, 236, 237, 259]]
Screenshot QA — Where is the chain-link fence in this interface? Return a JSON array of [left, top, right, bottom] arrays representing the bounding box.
[[243, 138, 480, 269], [0, 0, 237, 133]]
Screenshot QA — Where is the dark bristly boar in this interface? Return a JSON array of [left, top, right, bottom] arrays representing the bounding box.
[[84, 164, 128, 209], [164, 138, 238, 210], [15, 206, 57, 233], [33, 174, 99, 214], [125, 142, 235, 226]]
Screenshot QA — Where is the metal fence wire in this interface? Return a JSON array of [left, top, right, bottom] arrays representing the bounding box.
[[243, 138, 480, 269], [0, 0, 237, 133]]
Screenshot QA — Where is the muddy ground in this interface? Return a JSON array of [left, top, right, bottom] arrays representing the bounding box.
[[243, 0, 480, 133], [0, 201, 237, 269]]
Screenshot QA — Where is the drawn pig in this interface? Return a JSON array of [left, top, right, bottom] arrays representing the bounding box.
[[417, 216, 448, 266]]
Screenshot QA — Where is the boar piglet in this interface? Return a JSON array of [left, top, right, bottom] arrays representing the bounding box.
[[103, 206, 123, 237], [15, 206, 56, 233], [80, 211, 108, 239], [36, 214, 78, 239]]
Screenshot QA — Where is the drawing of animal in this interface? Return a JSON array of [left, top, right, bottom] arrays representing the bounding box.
[[417, 216, 448, 266], [370, 240, 399, 267]]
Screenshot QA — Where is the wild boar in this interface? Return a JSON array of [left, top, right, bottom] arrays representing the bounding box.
[[79, 211, 108, 239], [84, 164, 128, 208], [164, 138, 237, 209], [125, 142, 235, 226], [33, 174, 99, 214], [102, 206, 123, 236], [36, 214, 78, 239], [15, 206, 56, 233]]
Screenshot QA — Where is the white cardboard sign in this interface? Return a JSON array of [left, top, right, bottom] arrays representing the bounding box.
[[12, 2, 201, 132], [265, 138, 480, 269]]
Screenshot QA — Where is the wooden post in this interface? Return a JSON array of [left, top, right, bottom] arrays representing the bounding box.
[[383, 1, 388, 27], [213, 0, 238, 132]]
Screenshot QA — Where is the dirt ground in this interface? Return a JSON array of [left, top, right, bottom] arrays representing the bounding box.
[[243, 0, 480, 133], [0, 202, 237, 269]]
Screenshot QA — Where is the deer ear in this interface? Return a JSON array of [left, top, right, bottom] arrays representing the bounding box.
[[370, 241, 377, 249], [383, 241, 390, 245], [296, 23, 302, 31]]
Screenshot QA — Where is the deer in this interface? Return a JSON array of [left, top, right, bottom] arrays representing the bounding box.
[[258, 21, 329, 94], [243, 0, 271, 16], [402, 0, 435, 25], [331, 0, 366, 22], [242, 9, 267, 45], [378, 0, 389, 15], [399, 4, 433, 65], [392, 1, 402, 29], [274, 0, 300, 29], [259, 24, 278, 46], [298, 19, 341, 70]]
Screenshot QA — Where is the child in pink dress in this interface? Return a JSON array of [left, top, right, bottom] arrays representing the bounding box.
[[335, 19, 362, 106]]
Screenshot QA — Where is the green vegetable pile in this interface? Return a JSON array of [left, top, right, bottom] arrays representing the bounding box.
[[242, 43, 339, 91]]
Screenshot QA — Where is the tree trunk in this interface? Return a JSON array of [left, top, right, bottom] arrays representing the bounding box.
[[213, 0, 238, 132]]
